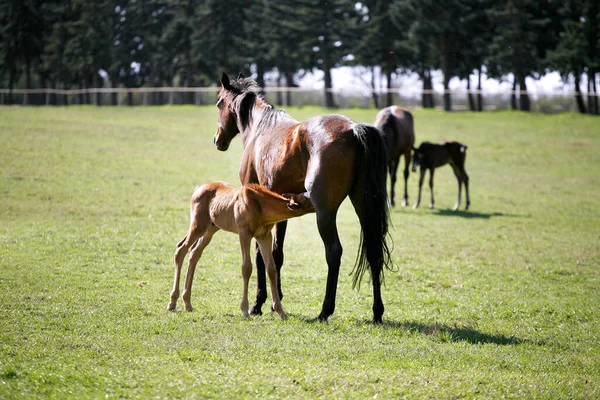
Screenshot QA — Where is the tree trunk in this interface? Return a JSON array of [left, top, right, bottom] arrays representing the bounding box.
[[322, 56, 335, 108], [593, 72, 599, 115], [517, 74, 530, 111], [477, 68, 483, 111], [284, 70, 294, 107], [276, 73, 283, 106], [587, 71, 598, 114], [370, 66, 379, 109], [467, 76, 475, 111], [256, 61, 265, 94], [111, 78, 118, 106], [422, 69, 434, 109], [576, 72, 588, 114], [510, 78, 518, 110], [385, 69, 393, 107]]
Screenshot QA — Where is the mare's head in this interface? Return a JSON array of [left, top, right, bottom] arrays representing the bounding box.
[[214, 72, 258, 151]]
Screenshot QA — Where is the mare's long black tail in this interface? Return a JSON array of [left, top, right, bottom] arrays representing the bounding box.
[[350, 123, 393, 288]]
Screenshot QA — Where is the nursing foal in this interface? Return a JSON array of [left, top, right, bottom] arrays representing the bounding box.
[[169, 182, 314, 319]]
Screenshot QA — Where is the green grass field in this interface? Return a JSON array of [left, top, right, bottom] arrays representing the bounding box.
[[1, 105, 599, 398]]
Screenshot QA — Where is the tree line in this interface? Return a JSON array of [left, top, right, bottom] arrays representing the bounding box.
[[1, 0, 599, 114]]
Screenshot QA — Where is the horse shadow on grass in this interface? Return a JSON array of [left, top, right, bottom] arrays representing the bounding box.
[[378, 320, 540, 345], [393, 207, 527, 219], [292, 315, 537, 345]]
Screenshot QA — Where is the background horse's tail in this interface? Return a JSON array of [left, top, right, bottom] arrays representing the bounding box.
[[350, 123, 393, 288]]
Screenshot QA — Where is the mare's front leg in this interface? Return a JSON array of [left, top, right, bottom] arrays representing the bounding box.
[[181, 225, 218, 312], [413, 167, 425, 209], [256, 232, 287, 320], [428, 168, 435, 209], [239, 232, 253, 319], [249, 245, 267, 315]]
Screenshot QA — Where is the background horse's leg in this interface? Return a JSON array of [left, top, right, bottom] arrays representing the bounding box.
[[402, 149, 411, 207], [256, 232, 287, 320], [451, 164, 463, 211], [388, 158, 398, 207], [413, 167, 425, 209], [181, 225, 218, 312], [464, 170, 470, 210], [428, 168, 435, 209], [250, 244, 267, 315]]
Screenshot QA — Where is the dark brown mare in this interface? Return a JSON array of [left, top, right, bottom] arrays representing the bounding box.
[[412, 141, 470, 211], [213, 73, 392, 323], [374, 106, 415, 207]]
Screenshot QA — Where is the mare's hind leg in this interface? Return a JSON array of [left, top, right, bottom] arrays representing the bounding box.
[[315, 208, 342, 322], [181, 225, 218, 312], [256, 232, 287, 320], [413, 167, 425, 209]]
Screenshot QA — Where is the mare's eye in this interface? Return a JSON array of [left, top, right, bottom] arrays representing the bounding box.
[[216, 98, 223, 108]]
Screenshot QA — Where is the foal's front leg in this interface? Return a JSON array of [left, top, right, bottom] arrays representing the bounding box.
[[256, 232, 287, 320], [413, 167, 426, 209]]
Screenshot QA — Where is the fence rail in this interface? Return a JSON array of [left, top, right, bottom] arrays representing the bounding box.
[[0, 86, 598, 113]]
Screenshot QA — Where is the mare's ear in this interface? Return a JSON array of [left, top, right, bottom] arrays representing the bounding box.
[[237, 73, 245, 79], [221, 72, 232, 90]]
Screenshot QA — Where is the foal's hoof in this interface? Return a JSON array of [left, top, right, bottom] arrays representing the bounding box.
[[401, 199, 408, 207], [167, 303, 176, 311]]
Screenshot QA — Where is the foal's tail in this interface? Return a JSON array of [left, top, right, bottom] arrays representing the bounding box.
[[350, 124, 393, 288]]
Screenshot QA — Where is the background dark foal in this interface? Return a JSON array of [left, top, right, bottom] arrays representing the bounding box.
[[412, 141, 470, 211]]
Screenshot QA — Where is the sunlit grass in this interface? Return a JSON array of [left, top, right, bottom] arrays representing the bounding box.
[[1, 106, 599, 398]]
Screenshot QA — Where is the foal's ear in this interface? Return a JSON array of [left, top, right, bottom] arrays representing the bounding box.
[[287, 199, 300, 211], [221, 72, 232, 90]]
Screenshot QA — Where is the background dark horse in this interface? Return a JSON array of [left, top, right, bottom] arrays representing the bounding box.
[[213, 73, 392, 322], [374, 106, 415, 207]]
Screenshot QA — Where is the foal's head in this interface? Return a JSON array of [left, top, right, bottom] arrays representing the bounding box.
[[412, 145, 425, 172], [214, 72, 260, 151]]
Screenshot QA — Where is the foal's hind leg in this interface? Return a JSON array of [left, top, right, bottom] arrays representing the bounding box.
[[170, 229, 204, 311], [451, 164, 469, 211], [388, 157, 398, 207], [181, 225, 218, 312], [428, 168, 435, 209]]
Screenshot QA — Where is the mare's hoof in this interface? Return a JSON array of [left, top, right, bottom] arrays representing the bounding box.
[[317, 314, 329, 323], [373, 316, 383, 325], [250, 306, 263, 316]]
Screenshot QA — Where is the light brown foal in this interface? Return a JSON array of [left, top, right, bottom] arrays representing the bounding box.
[[169, 182, 314, 319]]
